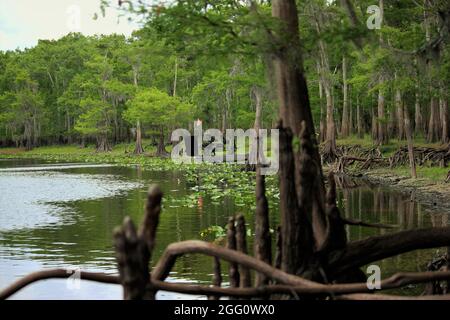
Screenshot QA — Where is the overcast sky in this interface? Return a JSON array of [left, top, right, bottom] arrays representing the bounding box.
[[0, 0, 139, 51]]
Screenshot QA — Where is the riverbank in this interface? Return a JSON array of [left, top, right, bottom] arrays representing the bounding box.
[[0, 144, 280, 211], [360, 168, 450, 212], [1, 142, 449, 213], [333, 136, 450, 213]]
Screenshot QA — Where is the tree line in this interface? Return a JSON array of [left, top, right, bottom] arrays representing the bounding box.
[[0, 0, 448, 156]]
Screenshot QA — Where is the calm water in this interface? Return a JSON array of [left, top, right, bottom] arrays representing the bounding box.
[[0, 159, 448, 299]]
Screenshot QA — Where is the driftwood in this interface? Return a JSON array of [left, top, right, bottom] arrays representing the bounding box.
[[390, 144, 450, 168], [325, 143, 385, 176], [331, 144, 449, 179], [335, 156, 387, 174]]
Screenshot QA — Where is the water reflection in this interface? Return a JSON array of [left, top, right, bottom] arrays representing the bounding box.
[[0, 159, 449, 299], [336, 178, 449, 294]]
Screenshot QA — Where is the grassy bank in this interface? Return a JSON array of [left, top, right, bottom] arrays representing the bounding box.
[[0, 142, 280, 212], [335, 135, 449, 184], [1, 137, 448, 187]]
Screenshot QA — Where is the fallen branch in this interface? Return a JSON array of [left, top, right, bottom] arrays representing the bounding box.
[[341, 217, 398, 229], [0, 269, 119, 300], [151, 240, 317, 287], [3, 268, 450, 300], [328, 226, 450, 275]]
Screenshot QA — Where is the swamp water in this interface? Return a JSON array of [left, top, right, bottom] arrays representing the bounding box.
[[0, 159, 448, 299]]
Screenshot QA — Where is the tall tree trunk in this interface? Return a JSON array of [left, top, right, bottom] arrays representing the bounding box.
[[272, 0, 329, 278], [427, 97, 440, 142], [96, 134, 111, 152], [24, 122, 33, 151], [173, 57, 178, 97], [377, 83, 388, 145], [156, 126, 168, 157], [254, 167, 271, 286], [357, 96, 363, 138], [388, 104, 396, 138], [134, 120, 144, 154], [313, 3, 336, 161], [317, 61, 326, 143], [341, 56, 350, 138], [252, 86, 271, 285], [440, 94, 449, 144], [349, 86, 353, 136], [250, 86, 264, 165], [372, 106, 378, 140], [324, 84, 337, 159], [404, 107, 417, 178], [415, 91, 424, 137], [376, 0, 387, 146], [396, 88, 405, 140], [132, 72, 143, 154]]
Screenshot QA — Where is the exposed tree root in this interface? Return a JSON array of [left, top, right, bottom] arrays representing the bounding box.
[[3, 267, 450, 300], [390, 144, 450, 168], [327, 227, 450, 276]]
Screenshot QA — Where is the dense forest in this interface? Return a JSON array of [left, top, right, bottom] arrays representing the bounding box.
[[1, 0, 450, 302], [0, 0, 448, 157]]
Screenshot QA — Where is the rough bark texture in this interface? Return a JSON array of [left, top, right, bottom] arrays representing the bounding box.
[[415, 91, 424, 136], [341, 56, 350, 138], [441, 96, 449, 144], [113, 185, 163, 300], [236, 214, 251, 288], [396, 88, 405, 140], [428, 97, 441, 142], [134, 120, 144, 154], [156, 126, 169, 157], [208, 257, 222, 300], [226, 217, 240, 288], [96, 134, 111, 152], [377, 85, 388, 145], [328, 227, 450, 275], [254, 168, 272, 286], [372, 107, 378, 140], [272, 0, 329, 277], [277, 124, 313, 276], [404, 107, 417, 178], [357, 96, 363, 138]]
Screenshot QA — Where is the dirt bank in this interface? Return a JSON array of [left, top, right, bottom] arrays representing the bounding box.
[[356, 169, 450, 213]]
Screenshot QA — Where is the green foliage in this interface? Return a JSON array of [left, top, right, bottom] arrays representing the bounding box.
[[0, 0, 448, 151], [124, 87, 192, 128]]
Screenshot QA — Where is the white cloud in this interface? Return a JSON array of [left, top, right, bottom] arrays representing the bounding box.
[[0, 0, 139, 51]]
